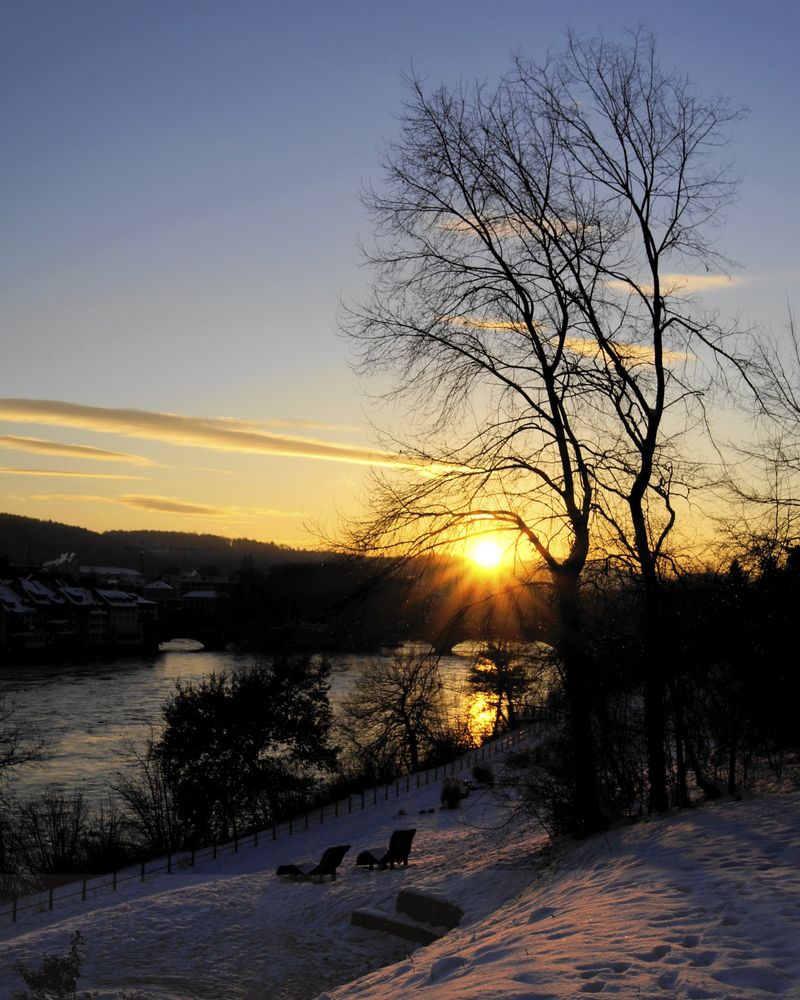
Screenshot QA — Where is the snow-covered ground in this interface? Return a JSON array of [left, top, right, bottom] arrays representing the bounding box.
[[1, 754, 799, 1000]]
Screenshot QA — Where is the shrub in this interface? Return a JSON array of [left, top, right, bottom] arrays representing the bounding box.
[[11, 930, 83, 1000], [440, 777, 468, 809], [471, 763, 495, 788]]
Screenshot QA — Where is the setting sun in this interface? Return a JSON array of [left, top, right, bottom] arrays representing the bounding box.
[[468, 538, 504, 570]]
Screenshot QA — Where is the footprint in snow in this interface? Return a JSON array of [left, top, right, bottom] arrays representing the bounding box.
[[427, 955, 469, 982], [527, 906, 557, 924], [688, 950, 718, 968], [633, 943, 671, 962]]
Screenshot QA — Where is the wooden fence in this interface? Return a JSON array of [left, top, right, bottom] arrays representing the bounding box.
[[1, 727, 530, 925]]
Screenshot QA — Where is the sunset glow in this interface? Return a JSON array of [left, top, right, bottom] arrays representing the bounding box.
[[467, 538, 505, 570], [0, 4, 794, 549]]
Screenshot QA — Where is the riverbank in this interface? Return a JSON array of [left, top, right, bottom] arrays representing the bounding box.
[[0, 755, 797, 999], [0, 646, 476, 805]]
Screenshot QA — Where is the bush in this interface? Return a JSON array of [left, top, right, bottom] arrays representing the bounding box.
[[440, 777, 468, 809], [152, 657, 338, 843], [13, 789, 88, 882], [471, 763, 495, 788], [12, 930, 83, 1000]]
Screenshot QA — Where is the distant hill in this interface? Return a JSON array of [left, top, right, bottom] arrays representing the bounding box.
[[0, 514, 325, 575]]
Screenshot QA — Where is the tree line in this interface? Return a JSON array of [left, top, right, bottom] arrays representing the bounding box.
[[0, 646, 524, 895]]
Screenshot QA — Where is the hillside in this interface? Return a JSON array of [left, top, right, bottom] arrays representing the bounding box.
[[0, 746, 797, 999], [0, 513, 324, 575]]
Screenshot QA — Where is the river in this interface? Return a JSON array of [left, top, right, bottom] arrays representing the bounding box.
[[0, 642, 479, 806]]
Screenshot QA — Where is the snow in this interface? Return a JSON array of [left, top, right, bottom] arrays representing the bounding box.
[[1, 749, 799, 1000]]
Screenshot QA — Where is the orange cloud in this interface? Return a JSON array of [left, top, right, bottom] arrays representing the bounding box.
[[0, 434, 153, 464], [118, 495, 230, 516], [606, 274, 740, 296], [30, 492, 305, 520], [0, 467, 147, 480], [0, 399, 423, 470], [444, 318, 687, 364]]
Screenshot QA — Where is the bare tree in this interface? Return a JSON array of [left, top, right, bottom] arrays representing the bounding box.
[[723, 309, 800, 571], [0, 695, 46, 803], [112, 740, 186, 855], [467, 640, 547, 733], [337, 650, 446, 776], [344, 29, 746, 828]]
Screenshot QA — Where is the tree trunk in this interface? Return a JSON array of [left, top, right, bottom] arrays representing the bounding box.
[[643, 593, 670, 813], [553, 566, 607, 835]]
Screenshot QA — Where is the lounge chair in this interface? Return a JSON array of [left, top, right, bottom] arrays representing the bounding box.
[[276, 844, 351, 882], [355, 828, 416, 871]]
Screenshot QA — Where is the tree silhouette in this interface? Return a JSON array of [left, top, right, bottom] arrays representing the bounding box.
[[343, 30, 746, 829]]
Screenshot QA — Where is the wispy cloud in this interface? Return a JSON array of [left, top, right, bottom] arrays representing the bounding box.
[[31, 492, 305, 520], [562, 337, 689, 364], [118, 496, 309, 519], [0, 467, 148, 480], [0, 435, 153, 465], [444, 316, 545, 333], [440, 214, 582, 239], [118, 495, 232, 516], [607, 274, 741, 295], [0, 400, 421, 470], [445, 317, 687, 363]]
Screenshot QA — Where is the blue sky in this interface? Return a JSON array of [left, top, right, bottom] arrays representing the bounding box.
[[1, 0, 798, 544]]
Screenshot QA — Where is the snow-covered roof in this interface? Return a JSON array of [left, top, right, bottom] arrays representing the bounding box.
[[0, 584, 29, 614], [20, 578, 64, 605], [95, 589, 140, 607], [59, 585, 97, 607]]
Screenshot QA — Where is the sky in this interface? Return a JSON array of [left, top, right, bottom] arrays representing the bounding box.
[[2, 0, 799, 546]]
